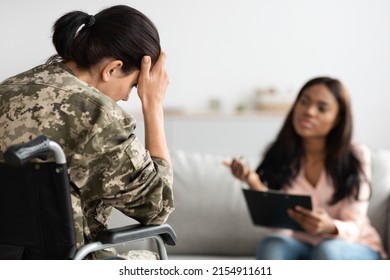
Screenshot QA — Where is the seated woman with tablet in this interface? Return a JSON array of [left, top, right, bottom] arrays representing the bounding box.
[[224, 77, 387, 260]]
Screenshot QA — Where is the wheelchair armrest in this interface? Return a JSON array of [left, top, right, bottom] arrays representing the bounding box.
[[96, 223, 177, 246], [73, 223, 177, 260]]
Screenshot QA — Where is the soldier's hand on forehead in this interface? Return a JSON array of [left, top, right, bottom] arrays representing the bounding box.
[[137, 52, 169, 110]]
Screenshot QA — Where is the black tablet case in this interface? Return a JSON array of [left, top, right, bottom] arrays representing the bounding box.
[[243, 189, 312, 231]]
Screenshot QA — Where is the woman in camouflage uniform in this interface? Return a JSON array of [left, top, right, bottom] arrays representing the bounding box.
[[0, 5, 173, 259]]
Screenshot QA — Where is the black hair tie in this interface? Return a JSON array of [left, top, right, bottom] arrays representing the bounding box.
[[86, 15, 95, 27]]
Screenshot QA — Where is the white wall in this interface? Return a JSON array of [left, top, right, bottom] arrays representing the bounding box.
[[1, 0, 390, 149]]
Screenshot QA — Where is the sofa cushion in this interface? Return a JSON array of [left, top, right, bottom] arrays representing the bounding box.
[[167, 150, 269, 257], [368, 148, 390, 255]]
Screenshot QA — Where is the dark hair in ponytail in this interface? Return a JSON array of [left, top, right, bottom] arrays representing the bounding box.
[[48, 5, 161, 73]]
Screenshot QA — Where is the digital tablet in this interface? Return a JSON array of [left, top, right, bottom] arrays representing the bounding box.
[[242, 188, 312, 231]]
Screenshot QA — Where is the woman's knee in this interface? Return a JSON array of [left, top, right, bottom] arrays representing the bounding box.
[[258, 235, 290, 250], [311, 240, 340, 259], [256, 235, 306, 260], [311, 239, 382, 260]]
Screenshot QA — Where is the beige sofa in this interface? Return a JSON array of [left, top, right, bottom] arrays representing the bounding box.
[[110, 148, 390, 259]]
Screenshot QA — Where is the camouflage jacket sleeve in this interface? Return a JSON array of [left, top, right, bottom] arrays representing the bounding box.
[[69, 115, 174, 232]]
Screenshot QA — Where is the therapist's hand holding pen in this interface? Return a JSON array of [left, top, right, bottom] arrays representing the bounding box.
[[223, 157, 267, 192]]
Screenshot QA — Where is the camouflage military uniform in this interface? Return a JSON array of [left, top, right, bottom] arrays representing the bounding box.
[[0, 63, 174, 258]]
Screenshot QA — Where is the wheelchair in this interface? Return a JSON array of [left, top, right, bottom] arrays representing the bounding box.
[[0, 135, 176, 260]]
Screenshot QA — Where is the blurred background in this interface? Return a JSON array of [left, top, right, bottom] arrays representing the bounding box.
[[1, 0, 390, 154]]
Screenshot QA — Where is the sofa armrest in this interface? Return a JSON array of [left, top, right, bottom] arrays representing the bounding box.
[[369, 148, 390, 256]]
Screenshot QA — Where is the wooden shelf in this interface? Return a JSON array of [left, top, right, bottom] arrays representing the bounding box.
[[163, 109, 288, 118]]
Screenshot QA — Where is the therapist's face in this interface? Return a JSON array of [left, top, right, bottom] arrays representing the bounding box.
[[292, 84, 339, 139]]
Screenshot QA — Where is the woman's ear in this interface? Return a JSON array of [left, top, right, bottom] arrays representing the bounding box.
[[101, 60, 124, 82]]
